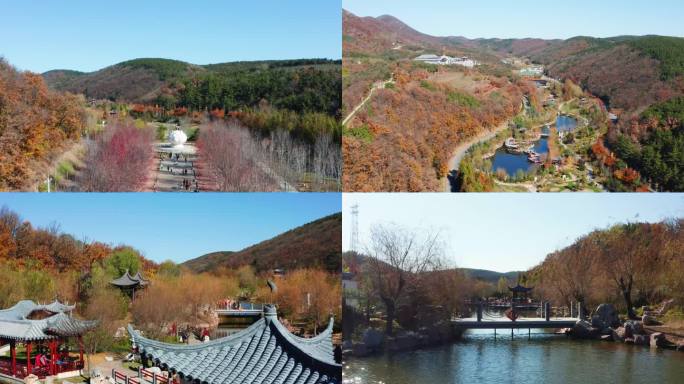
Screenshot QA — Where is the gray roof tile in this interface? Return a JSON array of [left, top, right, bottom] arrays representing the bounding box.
[[128, 305, 340, 384], [0, 300, 96, 340]]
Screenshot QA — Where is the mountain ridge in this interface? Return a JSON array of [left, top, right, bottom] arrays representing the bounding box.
[[42, 57, 341, 105], [182, 213, 341, 274]]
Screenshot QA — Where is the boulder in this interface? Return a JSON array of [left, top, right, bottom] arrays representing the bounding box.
[[591, 304, 620, 329], [612, 327, 626, 342], [624, 320, 644, 337], [571, 320, 599, 339], [642, 315, 661, 326], [600, 334, 613, 341], [362, 328, 384, 350], [633, 334, 649, 346], [650, 332, 667, 348], [624, 337, 634, 344], [419, 322, 452, 344], [387, 333, 420, 352]]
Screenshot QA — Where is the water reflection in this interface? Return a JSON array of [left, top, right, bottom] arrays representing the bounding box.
[[345, 330, 684, 384]]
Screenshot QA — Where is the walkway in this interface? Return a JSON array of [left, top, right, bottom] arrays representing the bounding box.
[[151, 144, 199, 192], [342, 75, 394, 126]]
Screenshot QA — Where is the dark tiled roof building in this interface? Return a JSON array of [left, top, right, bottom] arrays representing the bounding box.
[[0, 300, 97, 379], [111, 269, 149, 288], [128, 305, 341, 384]]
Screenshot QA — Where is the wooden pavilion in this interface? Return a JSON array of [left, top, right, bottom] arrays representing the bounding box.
[[508, 284, 534, 302], [0, 300, 97, 380], [110, 269, 149, 299]]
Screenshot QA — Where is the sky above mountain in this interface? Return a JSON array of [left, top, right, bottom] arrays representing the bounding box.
[[0, 193, 341, 263], [343, 193, 684, 272], [1, 0, 341, 73], [344, 0, 684, 40]]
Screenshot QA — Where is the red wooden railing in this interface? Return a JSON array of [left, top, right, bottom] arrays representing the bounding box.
[[140, 368, 169, 384]]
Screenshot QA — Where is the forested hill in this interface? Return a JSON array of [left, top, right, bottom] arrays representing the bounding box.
[[528, 220, 684, 316], [524, 35, 684, 113], [182, 213, 342, 274], [43, 57, 342, 116], [460, 268, 521, 284], [345, 10, 684, 114]]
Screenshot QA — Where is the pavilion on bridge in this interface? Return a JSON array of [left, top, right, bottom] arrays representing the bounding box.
[[0, 300, 97, 380], [128, 304, 341, 384], [509, 284, 534, 303], [110, 269, 149, 299]]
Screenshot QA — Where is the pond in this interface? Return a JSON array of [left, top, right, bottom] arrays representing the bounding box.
[[490, 138, 548, 176], [556, 115, 577, 133], [344, 329, 684, 384], [489, 115, 576, 176]]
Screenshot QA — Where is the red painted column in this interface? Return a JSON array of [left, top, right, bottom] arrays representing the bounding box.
[[10, 340, 16, 377], [78, 336, 84, 368], [26, 342, 32, 376], [50, 340, 57, 375]]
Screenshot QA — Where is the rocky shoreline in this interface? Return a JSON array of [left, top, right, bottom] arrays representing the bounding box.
[[566, 303, 684, 351], [344, 304, 684, 357], [343, 321, 463, 357]]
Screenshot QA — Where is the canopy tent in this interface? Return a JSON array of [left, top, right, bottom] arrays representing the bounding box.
[[128, 305, 341, 384]]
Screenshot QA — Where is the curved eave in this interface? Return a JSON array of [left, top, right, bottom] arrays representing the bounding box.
[[128, 318, 266, 352], [128, 315, 341, 382], [268, 317, 340, 376]]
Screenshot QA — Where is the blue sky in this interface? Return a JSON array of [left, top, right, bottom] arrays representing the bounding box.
[[0, 193, 341, 263], [0, 0, 341, 73], [344, 0, 684, 39], [343, 193, 684, 272]]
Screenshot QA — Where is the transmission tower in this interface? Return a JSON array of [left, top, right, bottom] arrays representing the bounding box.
[[350, 204, 359, 253]]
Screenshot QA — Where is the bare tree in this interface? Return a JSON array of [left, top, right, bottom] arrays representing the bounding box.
[[365, 224, 444, 336]]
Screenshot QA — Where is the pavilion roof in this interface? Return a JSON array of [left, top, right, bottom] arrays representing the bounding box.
[[508, 284, 534, 293], [132, 271, 149, 286], [128, 305, 341, 384], [0, 300, 97, 341], [111, 269, 148, 287]]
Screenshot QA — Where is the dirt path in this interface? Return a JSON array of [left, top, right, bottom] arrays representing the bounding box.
[[342, 75, 394, 126], [28, 139, 86, 192], [494, 179, 537, 192]]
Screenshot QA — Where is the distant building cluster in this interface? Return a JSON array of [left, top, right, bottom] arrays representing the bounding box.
[[519, 65, 544, 77], [502, 57, 524, 66], [414, 54, 478, 68]]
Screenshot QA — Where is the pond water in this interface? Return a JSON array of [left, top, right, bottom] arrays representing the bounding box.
[[556, 115, 578, 133], [490, 138, 548, 176], [344, 329, 684, 384], [489, 115, 576, 176]]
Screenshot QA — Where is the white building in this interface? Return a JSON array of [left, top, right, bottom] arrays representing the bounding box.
[[414, 54, 478, 68], [519, 65, 544, 77]]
